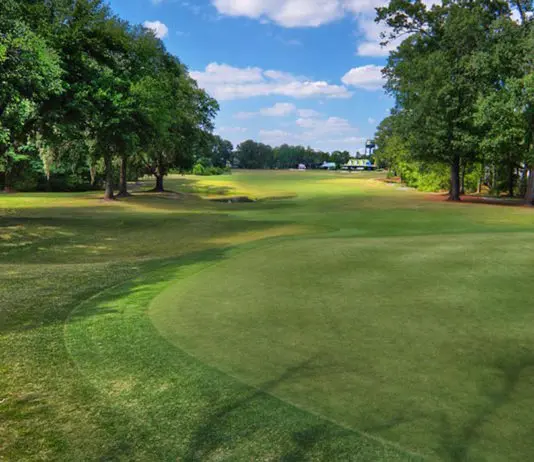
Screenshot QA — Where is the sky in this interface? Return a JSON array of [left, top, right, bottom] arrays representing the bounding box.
[[107, 0, 401, 154]]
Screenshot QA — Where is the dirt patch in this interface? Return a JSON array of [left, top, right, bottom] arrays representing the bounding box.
[[376, 177, 402, 184], [210, 196, 255, 203], [426, 193, 529, 207]]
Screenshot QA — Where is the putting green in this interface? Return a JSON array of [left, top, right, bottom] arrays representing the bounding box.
[[150, 233, 534, 460]]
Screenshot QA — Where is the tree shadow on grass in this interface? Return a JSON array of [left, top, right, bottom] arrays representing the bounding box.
[[1, 242, 243, 335], [438, 351, 534, 462], [181, 357, 319, 461], [180, 355, 411, 462]]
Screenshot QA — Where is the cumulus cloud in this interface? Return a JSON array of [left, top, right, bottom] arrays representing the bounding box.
[[143, 20, 169, 39], [261, 102, 297, 116], [217, 126, 248, 134], [191, 63, 352, 101], [341, 65, 384, 91], [236, 104, 323, 120], [212, 0, 344, 27], [211, 1, 444, 57], [259, 129, 299, 144], [355, 17, 402, 57], [253, 113, 364, 151], [211, 0, 400, 28], [296, 116, 357, 136], [298, 109, 321, 118]]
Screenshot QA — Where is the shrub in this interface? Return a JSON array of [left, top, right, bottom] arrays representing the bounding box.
[[191, 164, 231, 176], [192, 163, 206, 175]]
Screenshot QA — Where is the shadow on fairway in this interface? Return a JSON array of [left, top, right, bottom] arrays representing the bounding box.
[[438, 352, 534, 462]]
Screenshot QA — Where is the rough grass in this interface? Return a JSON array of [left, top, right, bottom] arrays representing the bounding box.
[[2, 170, 534, 461]]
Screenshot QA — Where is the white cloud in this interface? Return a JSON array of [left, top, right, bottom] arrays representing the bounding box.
[[253, 113, 365, 151], [261, 102, 297, 116], [143, 20, 169, 39], [235, 104, 324, 121], [298, 109, 321, 118], [352, 1, 442, 56], [194, 63, 264, 85], [368, 117, 376, 124], [191, 63, 352, 101], [296, 116, 355, 135], [210, 0, 388, 28], [355, 17, 402, 57], [264, 70, 299, 82], [259, 129, 299, 144], [217, 126, 248, 134], [212, 0, 344, 27], [342, 65, 384, 91], [235, 103, 297, 118], [211, 1, 444, 57]]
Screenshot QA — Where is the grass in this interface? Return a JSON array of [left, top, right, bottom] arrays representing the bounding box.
[[2, 170, 534, 461]]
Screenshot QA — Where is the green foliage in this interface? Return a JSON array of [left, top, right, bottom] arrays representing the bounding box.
[[374, 1, 534, 200], [0, 16, 63, 189], [192, 165, 229, 176], [192, 163, 206, 175], [232, 141, 343, 170], [0, 0, 218, 196]]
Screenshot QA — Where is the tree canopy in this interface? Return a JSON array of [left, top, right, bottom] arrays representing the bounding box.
[[376, 0, 534, 202], [0, 0, 221, 197]]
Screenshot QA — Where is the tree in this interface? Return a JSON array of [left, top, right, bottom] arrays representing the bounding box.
[[235, 140, 274, 169], [135, 54, 218, 192], [0, 0, 220, 195], [197, 134, 233, 168], [378, 0, 513, 201], [331, 151, 350, 167], [0, 3, 63, 191], [475, 83, 528, 196]]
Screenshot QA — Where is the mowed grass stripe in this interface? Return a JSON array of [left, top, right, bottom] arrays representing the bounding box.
[[150, 233, 534, 461], [65, 252, 421, 461]]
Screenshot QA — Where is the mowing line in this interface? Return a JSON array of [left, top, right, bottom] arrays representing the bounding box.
[[64, 238, 429, 461]]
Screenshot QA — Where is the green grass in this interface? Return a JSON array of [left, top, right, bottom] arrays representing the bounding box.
[[2, 170, 534, 461]]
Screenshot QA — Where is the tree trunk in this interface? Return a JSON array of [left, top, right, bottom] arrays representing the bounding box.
[[3, 170, 12, 193], [460, 161, 466, 195], [508, 162, 515, 198], [117, 155, 130, 197], [89, 163, 97, 188], [3, 154, 13, 192], [525, 168, 534, 206], [103, 153, 115, 200], [448, 156, 461, 201], [154, 173, 164, 192]]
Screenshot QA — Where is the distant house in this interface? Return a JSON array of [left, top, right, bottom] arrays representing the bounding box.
[[343, 158, 377, 171], [320, 162, 337, 170]]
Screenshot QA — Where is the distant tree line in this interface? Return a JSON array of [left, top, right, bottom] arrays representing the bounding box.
[[232, 140, 354, 169], [374, 0, 534, 203], [0, 0, 233, 198]]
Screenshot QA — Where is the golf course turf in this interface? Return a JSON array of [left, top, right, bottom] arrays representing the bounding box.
[[2, 170, 534, 461]]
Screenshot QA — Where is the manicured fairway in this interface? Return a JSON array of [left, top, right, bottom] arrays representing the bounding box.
[[2, 171, 534, 461], [151, 234, 534, 460]]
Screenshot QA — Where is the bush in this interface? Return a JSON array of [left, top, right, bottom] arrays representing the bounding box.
[[192, 163, 206, 175], [191, 163, 231, 176]]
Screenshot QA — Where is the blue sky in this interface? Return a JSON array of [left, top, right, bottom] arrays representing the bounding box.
[[107, 0, 397, 153]]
